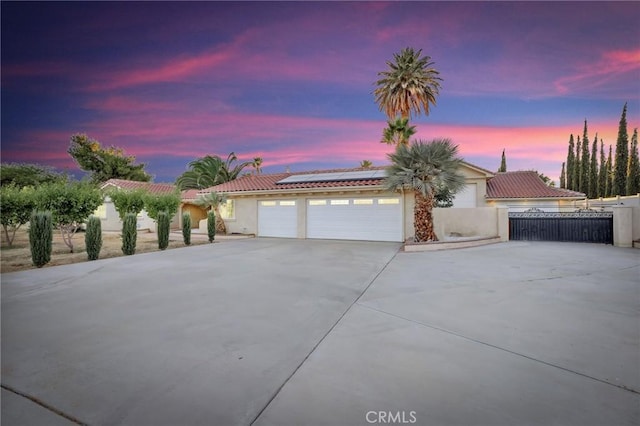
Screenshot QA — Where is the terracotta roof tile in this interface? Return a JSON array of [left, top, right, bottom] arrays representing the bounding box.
[[101, 179, 176, 195], [486, 171, 584, 199]]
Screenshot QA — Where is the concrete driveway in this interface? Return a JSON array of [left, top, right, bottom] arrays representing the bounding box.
[[2, 239, 639, 425]]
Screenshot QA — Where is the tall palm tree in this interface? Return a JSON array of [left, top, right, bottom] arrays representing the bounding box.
[[176, 152, 251, 190], [381, 117, 416, 146], [385, 139, 465, 242], [374, 47, 442, 120], [193, 191, 228, 234]]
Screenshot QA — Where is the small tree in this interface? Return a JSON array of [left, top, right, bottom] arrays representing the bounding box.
[[122, 213, 137, 255], [85, 216, 102, 261], [559, 162, 566, 189], [34, 181, 103, 253], [29, 211, 53, 268], [207, 210, 216, 243], [498, 149, 507, 172], [182, 212, 191, 245], [0, 162, 67, 188], [108, 188, 147, 219], [194, 191, 228, 235], [157, 211, 170, 250], [0, 185, 35, 246], [143, 192, 181, 222]]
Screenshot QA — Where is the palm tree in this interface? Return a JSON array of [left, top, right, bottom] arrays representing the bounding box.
[[193, 191, 228, 234], [385, 139, 465, 242], [381, 117, 416, 146], [359, 160, 373, 168], [176, 152, 251, 190], [252, 157, 263, 175], [374, 47, 442, 120]]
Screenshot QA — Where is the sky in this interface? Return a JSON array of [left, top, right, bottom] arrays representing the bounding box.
[[2, 1, 639, 184]]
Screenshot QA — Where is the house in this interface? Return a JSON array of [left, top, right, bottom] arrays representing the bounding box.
[[97, 179, 179, 231], [179, 165, 588, 243]]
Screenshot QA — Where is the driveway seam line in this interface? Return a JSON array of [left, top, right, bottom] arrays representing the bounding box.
[[1, 383, 88, 425], [248, 245, 401, 426], [356, 303, 640, 395]]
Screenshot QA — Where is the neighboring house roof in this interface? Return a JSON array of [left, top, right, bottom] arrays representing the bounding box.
[[100, 179, 176, 195], [486, 171, 585, 199]]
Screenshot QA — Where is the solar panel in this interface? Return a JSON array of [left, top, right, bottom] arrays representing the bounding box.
[[276, 170, 388, 184]]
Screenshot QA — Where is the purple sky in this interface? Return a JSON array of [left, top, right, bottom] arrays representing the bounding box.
[[2, 1, 639, 183]]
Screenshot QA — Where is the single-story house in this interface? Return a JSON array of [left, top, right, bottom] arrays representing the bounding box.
[[183, 163, 585, 242], [97, 179, 180, 231]]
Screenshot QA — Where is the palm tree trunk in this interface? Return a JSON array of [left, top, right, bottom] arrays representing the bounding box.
[[213, 207, 227, 235], [414, 190, 437, 242]]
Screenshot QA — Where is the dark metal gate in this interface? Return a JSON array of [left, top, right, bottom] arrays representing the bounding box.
[[509, 209, 613, 244]]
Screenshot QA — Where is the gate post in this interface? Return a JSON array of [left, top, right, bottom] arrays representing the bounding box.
[[611, 206, 633, 247], [497, 206, 509, 241]]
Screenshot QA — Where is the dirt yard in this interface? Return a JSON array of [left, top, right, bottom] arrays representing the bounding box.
[[1, 228, 212, 273]]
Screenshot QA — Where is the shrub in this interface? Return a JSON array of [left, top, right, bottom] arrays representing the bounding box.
[[122, 213, 137, 255], [207, 210, 216, 243], [182, 212, 191, 246], [143, 192, 181, 221], [85, 216, 102, 261], [29, 211, 53, 268], [157, 211, 170, 250]]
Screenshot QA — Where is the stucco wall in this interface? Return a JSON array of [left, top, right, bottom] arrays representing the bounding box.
[[99, 199, 179, 232], [432, 207, 507, 240]]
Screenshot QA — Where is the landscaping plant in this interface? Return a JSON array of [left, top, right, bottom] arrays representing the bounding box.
[[182, 212, 191, 246], [207, 210, 216, 242], [29, 211, 53, 268], [157, 211, 170, 250], [85, 216, 102, 261], [122, 213, 137, 255]]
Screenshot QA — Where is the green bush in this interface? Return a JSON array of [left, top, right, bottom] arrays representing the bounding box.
[[207, 210, 216, 243], [85, 216, 102, 261], [182, 212, 191, 246], [158, 211, 170, 250], [122, 213, 137, 255], [29, 211, 53, 268]]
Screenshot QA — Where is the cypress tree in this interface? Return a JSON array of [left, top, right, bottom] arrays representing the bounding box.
[[560, 162, 566, 189], [598, 139, 606, 198], [588, 134, 598, 198], [566, 135, 575, 190], [573, 136, 581, 192], [613, 103, 629, 195], [498, 149, 507, 172], [605, 145, 613, 197], [580, 121, 590, 195], [627, 128, 639, 195]]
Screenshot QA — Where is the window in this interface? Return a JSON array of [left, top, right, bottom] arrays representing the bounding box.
[[353, 199, 373, 205], [330, 199, 349, 205], [309, 200, 327, 206], [260, 201, 276, 207], [378, 198, 400, 205], [219, 199, 235, 219], [279, 200, 296, 206]]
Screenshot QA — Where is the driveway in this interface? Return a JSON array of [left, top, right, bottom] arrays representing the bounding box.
[[2, 240, 639, 425]]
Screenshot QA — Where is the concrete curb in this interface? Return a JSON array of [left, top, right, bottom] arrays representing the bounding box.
[[403, 236, 502, 252]]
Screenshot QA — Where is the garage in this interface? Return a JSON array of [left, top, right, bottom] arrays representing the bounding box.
[[258, 200, 297, 238], [307, 197, 403, 242]]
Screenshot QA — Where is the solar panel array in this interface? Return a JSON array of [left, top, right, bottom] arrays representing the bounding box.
[[276, 169, 387, 184]]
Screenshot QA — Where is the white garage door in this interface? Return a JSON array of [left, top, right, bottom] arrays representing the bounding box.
[[258, 200, 297, 238], [307, 197, 402, 242], [452, 183, 477, 208]]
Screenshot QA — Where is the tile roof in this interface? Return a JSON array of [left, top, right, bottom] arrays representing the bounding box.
[[201, 166, 388, 194], [101, 179, 176, 195], [486, 171, 585, 199]]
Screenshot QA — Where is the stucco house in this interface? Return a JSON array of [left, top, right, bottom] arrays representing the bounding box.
[[181, 163, 585, 242], [97, 179, 179, 231]]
